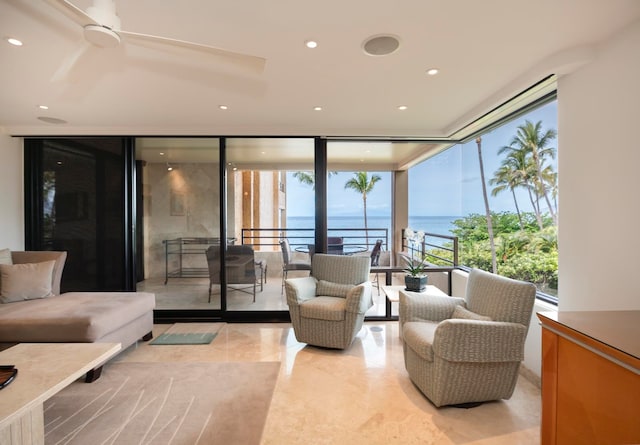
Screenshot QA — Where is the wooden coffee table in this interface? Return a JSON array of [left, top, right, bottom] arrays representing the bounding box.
[[382, 284, 448, 317], [0, 342, 121, 445]]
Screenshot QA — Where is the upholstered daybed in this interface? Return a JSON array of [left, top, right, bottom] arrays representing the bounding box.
[[0, 250, 155, 381]]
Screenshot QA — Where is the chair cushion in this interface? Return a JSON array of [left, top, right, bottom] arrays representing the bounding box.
[[403, 321, 439, 361], [299, 296, 346, 321], [0, 261, 55, 303], [451, 305, 492, 321], [316, 280, 355, 298]]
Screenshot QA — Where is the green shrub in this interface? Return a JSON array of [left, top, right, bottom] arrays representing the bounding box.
[[446, 212, 558, 294]]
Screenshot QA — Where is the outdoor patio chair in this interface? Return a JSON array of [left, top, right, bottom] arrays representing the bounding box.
[[254, 256, 267, 291], [370, 239, 383, 295], [399, 268, 536, 407], [285, 253, 372, 349], [327, 236, 344, 255], [206, 244, 259, 303], [279, 239, 311, 294]]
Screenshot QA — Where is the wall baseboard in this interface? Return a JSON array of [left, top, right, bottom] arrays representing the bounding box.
[[520, 364, 541, 388]]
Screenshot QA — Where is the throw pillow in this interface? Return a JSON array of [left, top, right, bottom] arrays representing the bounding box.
[[451, 305, 492, 321], [0, 260, 55, 303], [0, 248, 12, 265], [316, 280, 355, 298]]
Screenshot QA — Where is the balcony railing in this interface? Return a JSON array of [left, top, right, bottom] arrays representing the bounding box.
[[401, 229, 459, 266], [240, 227, 390, 251], [240, 227, 458, 267]]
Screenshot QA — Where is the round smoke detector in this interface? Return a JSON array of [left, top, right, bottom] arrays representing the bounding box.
[[362, 34, 400, 56]]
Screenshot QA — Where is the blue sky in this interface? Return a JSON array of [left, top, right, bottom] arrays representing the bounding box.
[[287, 100, 558, 217]]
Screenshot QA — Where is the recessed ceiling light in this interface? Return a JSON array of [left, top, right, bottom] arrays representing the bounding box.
[[313, 106, 322, 111], [38, 105, 49, 110], [7, 38, 22, 46], [426, 68, 439, 75], [219, 105, 228, 110], [305, 40, 318, 49], [397, 105, 408, 111], [159, 152, 165, 156]]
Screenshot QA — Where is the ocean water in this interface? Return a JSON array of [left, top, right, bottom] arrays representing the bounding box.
[[286, 215, 461, 246]]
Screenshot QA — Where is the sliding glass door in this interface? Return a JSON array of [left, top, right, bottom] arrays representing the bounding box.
[[135, 138, 222, 315], [224, 138, 315, 314], [24, 138, 134, 292]]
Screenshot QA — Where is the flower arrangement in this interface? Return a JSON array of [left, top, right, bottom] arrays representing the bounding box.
[[403, 228, 426, 277], [403, 228, 428, 291], [403, 255, 427, 277]]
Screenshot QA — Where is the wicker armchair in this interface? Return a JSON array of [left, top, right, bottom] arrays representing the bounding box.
[[399, 268, 536, 407], [285, 254, 372, 349]]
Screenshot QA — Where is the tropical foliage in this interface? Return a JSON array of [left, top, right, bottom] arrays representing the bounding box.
[[427, 212, 557, 295], [425, 119, 558, 295], [494, 120, 558, 228], [291, 171, 338, 189], [468, 120, 558, 293]]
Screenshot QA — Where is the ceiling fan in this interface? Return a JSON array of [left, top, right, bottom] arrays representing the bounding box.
[[43, 0, 266, 72]]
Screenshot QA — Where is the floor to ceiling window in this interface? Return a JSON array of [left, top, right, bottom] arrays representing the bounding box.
[[23, 94, 558, 321], [408, 99, 558, 299]]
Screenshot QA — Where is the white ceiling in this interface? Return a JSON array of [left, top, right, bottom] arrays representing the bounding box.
[[1, 0, 639, 139]]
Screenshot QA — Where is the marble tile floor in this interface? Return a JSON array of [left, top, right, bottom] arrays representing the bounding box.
[[114, 322, 541, 444]]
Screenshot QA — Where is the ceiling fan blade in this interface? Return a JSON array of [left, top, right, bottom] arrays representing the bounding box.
[[118, 30, 266, 72], [51, 41, 92, 82], [43, 0, 98, 27]]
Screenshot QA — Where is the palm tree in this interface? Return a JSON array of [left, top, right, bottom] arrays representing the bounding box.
[[476, 137, 497, 273], [497, 143, 546, 229], [344, 171, 381, 248], [490, 159, 525, 230], [292, 171, 337, 189], [502, 120, 557, 225]]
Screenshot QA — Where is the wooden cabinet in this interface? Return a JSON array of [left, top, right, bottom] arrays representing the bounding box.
[[537, 311, 640, 445]]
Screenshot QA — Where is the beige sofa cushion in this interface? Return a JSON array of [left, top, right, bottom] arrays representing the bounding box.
[[0, 260, 55, 303], [11, 251, 67, 296], [0, 291, 155, 343]]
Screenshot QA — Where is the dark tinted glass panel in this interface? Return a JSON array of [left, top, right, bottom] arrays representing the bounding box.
[[36, 138, 127, 291]]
